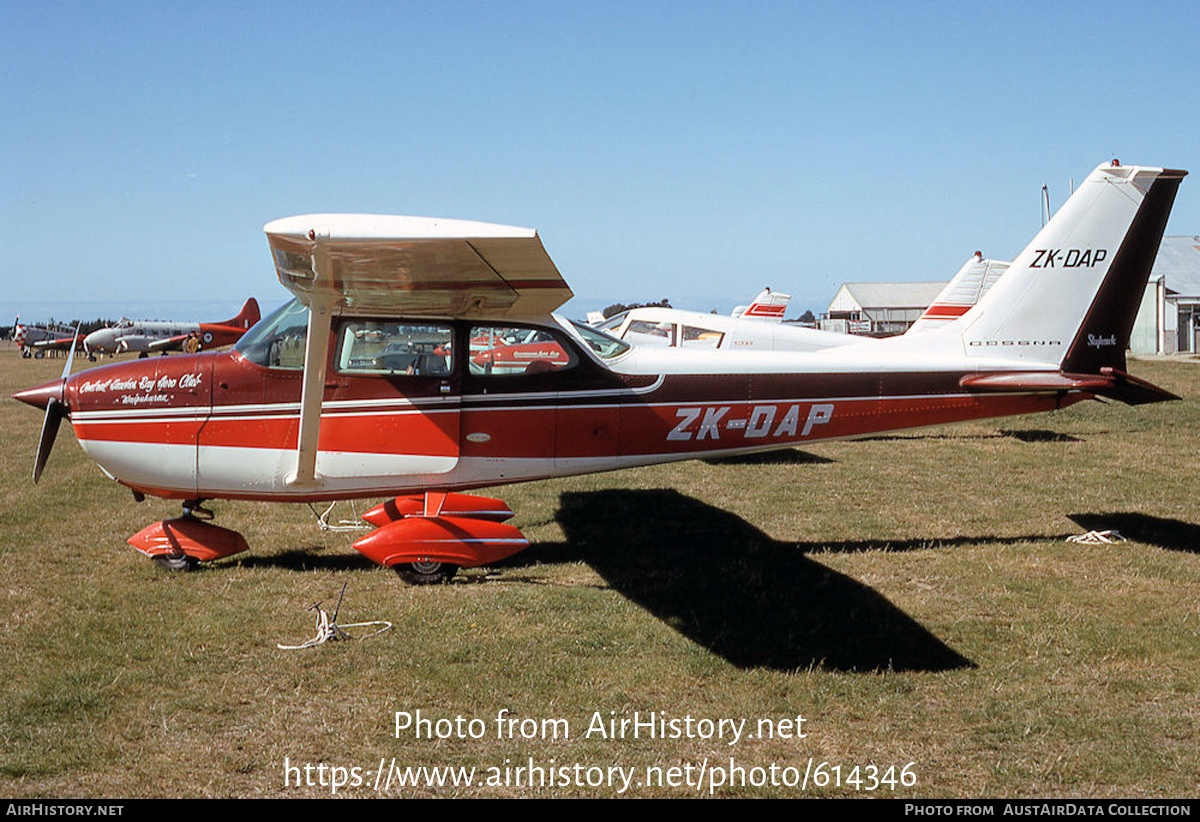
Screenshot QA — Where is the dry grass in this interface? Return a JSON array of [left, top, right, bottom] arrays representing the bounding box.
[[1, 350, 1198, 797]]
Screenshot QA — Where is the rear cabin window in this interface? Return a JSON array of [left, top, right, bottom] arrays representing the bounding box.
[[681, 325, 724, 348], [469, 325, 575, 376]]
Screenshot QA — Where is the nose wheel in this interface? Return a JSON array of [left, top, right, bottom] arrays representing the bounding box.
[[152, 553, 200, 572], [128, 500, 249, 571]]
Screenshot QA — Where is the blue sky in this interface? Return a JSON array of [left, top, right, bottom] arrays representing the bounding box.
[[5, 0, 1200, 323]]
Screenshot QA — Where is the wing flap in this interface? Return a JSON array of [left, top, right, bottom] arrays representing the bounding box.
[[264, 214, 572, 318]]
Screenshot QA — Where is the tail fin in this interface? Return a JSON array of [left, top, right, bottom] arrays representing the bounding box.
[[960, 162, 1186, 372], [733, 288, 789, 322], [908, 253, 1009, 334], [224, 298, 261, 329]]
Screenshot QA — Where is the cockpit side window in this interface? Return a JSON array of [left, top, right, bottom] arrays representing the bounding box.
[[336, 321, 453, 376], [626, 319, 674, 346]]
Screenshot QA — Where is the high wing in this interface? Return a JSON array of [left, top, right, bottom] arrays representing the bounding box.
[[263, 214, 572, 318], [262, 214, 573, 487]]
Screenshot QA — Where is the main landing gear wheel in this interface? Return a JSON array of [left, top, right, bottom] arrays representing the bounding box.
[[152, 553, 199, 572], [394, 561, 458, 585]]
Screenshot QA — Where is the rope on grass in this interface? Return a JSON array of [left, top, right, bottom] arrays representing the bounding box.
[[308, 500, 372, 532], [277, 583, 392, 650], [1066, 529, 1127, 545]]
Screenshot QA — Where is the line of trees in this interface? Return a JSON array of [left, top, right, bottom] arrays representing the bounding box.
[[1, 318, 119, 341], [601, 299, 672, 319]]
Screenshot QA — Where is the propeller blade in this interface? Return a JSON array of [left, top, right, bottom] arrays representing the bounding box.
[[62, 323, 80, 379], [31, 323, 79, 483], [33, 397, 65, 483]]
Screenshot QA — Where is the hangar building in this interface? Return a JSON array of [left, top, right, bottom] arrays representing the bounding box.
[[820, 282, 946, 336], [819, 237, 1200, 350], [1135, 236, 1200, 354]]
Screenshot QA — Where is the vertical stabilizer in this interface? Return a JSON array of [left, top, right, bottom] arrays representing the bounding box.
[[733, 288, 790, 322], [908, 253, 1009, 334], [960, 162, 1186, 371]]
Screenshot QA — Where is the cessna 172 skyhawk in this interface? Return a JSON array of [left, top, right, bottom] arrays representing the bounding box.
[[13, 161, 1186, 583]]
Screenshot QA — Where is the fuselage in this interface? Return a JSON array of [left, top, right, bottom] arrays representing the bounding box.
[[83, 320, 250, 354], [85, 321, 195, 353], [41, 303, 1082, 502], [598, 306, 858, 352]]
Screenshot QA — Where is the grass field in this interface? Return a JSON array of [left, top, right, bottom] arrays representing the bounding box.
[[1, 349, 1198, 798]]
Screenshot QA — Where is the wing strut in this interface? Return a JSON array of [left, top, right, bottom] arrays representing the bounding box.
[[287, 233, 334, 489]]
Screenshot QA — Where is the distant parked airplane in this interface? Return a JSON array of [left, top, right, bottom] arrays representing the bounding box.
[[83, 299, 260, 358], [599, 255, 1010, 352], [13, 318, 85, 359]]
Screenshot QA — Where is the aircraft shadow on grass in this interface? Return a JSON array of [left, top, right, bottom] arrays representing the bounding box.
[[856, 429, 1081, 443], [232, 492, 1122, 673], [1070, 512, 1200, 554], [509, 488, 979, 674], [702, 449, 833, 466], [236, 546, 376, 572]]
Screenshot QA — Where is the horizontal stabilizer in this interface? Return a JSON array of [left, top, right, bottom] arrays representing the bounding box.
[[960, 368, 1178, 405]]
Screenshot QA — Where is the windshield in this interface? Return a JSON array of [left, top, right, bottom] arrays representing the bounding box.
[[597, 312, 626, 333], [234, 298, 309, 369], [565, 318, 631, 360]]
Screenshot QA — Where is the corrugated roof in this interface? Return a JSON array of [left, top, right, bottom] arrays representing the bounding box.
[[1152, 236, 1200, 296]]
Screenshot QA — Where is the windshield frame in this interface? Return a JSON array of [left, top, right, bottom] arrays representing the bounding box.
[[233, 298, 310, 369]]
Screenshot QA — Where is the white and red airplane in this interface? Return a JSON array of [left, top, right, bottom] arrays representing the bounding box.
[[82, 298, 261, 358], [596, 255, 1008, 352], [13, 161, 1185, 583], [597, 292, 856, 352]]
